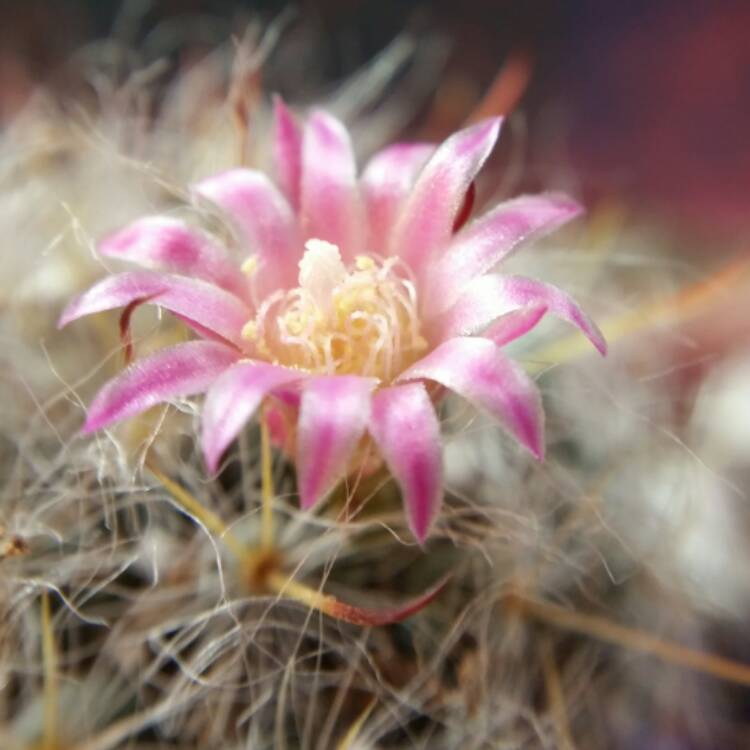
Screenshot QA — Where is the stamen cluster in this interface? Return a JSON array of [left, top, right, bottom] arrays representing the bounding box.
[[244, 240, 426, 381]]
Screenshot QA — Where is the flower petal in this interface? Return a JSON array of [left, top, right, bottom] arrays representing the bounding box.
[[398, 337, 544, 459], [296, 375, 377, 510], [300, 110, 364, 261], [99, 216, 248, 300], [427, 193, 583, 313], [272, 96, 303, 212], [193, 169, 301, 295], [483, 305, 548, 347], [389, 117, 502, 275], [201, 360, 304, 473], [82, 341, 238, 433], [369, 383, 442, 542], [431, 275, 607, 355], [58, 270, 251, 348], [360, 142, 435, 250]]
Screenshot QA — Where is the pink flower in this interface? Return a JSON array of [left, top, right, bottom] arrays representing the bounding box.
[[59, 100, 605, 542]]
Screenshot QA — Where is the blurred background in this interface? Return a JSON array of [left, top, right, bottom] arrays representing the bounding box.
[[1, 0, 749, 248]]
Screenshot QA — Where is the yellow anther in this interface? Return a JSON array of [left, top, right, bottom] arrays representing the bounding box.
[[241, 256, 259, 276], [284, 315, 304, 336], [355, 255, 376, 271], [413, 334, 429, 352], [241, 320, 258, 340]]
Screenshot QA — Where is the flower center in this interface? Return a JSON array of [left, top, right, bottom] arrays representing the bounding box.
[[242, 239, 427, 381]]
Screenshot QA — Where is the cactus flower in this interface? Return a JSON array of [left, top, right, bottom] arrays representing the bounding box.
[[59, 100, 605, 541]]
